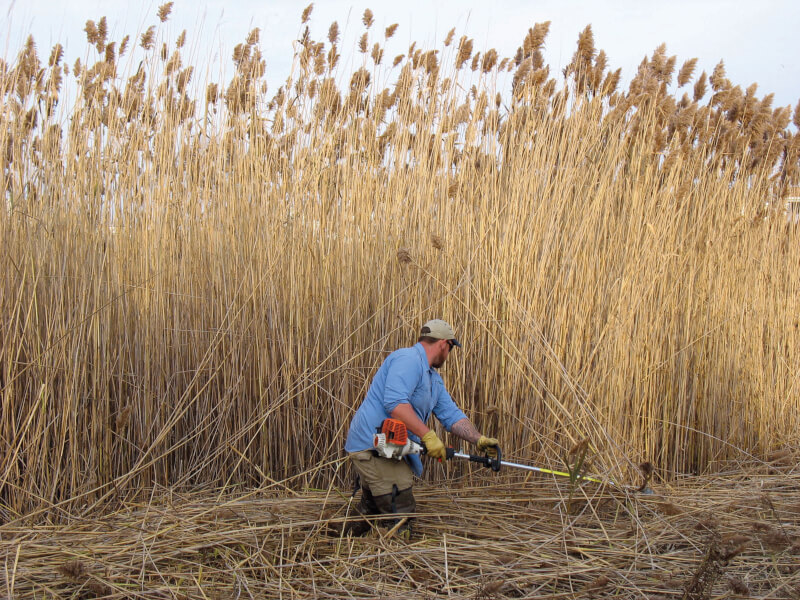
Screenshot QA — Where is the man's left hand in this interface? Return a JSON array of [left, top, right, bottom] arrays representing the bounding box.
[[477, 435, 500, 458]]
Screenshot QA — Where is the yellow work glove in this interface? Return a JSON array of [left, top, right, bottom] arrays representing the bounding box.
[[477, 435, 500, 458], [421, 430, 447, 460]]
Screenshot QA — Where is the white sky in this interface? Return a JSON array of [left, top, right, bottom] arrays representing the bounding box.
[[3, 0, 799, 110]]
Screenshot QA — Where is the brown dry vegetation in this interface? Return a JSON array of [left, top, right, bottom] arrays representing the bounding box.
[[2, 465, 800, 598], [1, 3, 800, 524]]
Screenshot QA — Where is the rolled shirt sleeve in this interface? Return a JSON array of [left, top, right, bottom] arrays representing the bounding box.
[[381, 353, 422, 415]]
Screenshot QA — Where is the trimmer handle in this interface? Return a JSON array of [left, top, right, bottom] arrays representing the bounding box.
[[429, 446, 503, 473], [420, 442, 451, 461], [482, 444, 502, 472], [445, 445, 502, 472]]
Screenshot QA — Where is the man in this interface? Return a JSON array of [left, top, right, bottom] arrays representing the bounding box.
[[343, 319, 499, 537]]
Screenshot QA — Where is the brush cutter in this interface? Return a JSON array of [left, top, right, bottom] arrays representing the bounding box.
[[373, 419, 607, 485], [443, 448, 610, 483]]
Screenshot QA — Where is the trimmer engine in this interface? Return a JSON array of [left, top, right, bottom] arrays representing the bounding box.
[[373, 418, 423, 459]]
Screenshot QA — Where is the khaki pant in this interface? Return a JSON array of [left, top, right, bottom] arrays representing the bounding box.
[[348, 450, 414, 496]]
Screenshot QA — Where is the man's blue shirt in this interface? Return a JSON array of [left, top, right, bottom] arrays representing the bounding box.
[[345, 343, 467, 476]]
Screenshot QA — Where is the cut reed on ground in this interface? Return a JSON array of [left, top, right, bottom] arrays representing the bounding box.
[[1, 4, 799, 517], [2, 462, 800, 598]]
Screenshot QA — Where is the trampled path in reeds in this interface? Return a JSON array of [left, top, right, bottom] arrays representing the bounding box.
[[2, 458, 799, 599]]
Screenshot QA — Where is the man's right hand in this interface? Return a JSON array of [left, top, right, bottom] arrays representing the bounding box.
[[421, 431, 446, 460]]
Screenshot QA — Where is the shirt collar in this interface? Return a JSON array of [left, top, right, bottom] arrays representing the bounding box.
[[413, 342, 432, 372]]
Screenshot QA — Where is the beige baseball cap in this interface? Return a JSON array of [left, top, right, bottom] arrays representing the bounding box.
[[420, 319, 461, 347]]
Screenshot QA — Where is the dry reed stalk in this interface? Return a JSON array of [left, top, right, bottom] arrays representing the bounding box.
[[0, 5, 799, 519]]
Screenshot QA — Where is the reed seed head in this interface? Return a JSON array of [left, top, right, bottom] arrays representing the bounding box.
[[116, 406, 133, 429], [728, 577, 749, 595], [576, 25, 595, 65], [84, 20, 98, 45], [206, 82, 218, 105], [301, 3, 313, 23], [246, 28, 260, 46], [371, 43, 383, 65], [327, 45, 340, 69], [523, 21, 550, 57], [362, 9, 374, 28], [456, 37, 473, 70], [482, 49, 498, 73], [48, 43, 64, 67], [711, 61, 727, 92], [141, 26, 156, 50], [719, 534, 751, 559], [326, 22, 339, 45], [157, 2, 173, 23], [57, 560, 87, 580], [694, 71, 708, 102], [677, 58, 697, 87]]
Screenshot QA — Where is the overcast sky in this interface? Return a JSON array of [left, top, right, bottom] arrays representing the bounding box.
[[3, 0, 798, 111]]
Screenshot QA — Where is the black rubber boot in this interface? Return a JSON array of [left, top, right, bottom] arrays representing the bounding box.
[[372, 486, 416, 538], [340, 516, 373, 537], [359, 487, 381, 514]]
